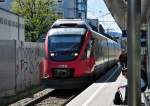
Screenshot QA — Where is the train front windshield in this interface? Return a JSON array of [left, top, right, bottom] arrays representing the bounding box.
[[48, 28, 86, 61]]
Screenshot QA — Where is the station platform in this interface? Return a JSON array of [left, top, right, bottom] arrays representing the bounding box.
[[67, 65, 127, 106]]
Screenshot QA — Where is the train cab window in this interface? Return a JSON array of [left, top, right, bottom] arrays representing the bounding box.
[[47, 28, 86, 61]]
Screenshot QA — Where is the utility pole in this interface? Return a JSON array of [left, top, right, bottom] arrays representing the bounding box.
[[127, 0, 141, 106]]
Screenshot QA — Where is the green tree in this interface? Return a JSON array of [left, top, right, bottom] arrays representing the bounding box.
[[11, 0, 60, 42]]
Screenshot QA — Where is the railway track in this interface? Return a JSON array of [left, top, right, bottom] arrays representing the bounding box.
[[10, 65, 120, 106], [35, 90, 80, 106], [10, 88, 82, 106]]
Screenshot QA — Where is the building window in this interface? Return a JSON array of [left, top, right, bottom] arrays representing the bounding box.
[[78, 13, 81, 18], [0, 17, 3, 24], [78, 0, 82, 3], [8, 20, 11, 26], [58, 0, 62, 2], [4, 18, 7, 25], [12, 21, 15, 27], [57, 12, 63, 17]]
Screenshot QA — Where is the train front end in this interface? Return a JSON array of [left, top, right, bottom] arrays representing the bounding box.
[[42, 20, 95, 89]]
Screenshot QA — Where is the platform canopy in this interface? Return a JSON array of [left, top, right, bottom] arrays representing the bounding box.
[[104, 0, 150, 31]]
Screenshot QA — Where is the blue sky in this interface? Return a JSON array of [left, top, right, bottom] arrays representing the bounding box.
[[87, 0, 122, 33]]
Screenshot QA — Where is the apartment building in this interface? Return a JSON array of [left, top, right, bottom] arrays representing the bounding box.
[[56, 0, 87, 19]]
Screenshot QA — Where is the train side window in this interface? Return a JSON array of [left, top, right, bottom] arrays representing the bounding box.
[[87, 43, 91, 58], [82, 39, 93, 59], [91, 39, 96, 57], [81, 48, 87, 60], [89, 40, 93, 48], [81, 39, 94, 60], [88, 39, 95, 57]]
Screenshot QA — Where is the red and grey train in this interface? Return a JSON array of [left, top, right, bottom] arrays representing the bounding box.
[[41, 19, 121, 89]]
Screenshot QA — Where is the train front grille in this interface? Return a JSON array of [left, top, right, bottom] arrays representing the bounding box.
[[52, 68, 74, 78]]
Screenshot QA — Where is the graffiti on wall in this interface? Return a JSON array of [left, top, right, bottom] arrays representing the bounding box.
[[15, 41, 44, 91]]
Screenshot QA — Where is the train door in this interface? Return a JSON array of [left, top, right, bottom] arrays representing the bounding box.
[[113, 43, 116, 63], [99, 40, 105, 73], [93, 37, 105, 74], [97, 38, 104, 72], [102, 39, 109, 70], [106, 39, 110, 69]]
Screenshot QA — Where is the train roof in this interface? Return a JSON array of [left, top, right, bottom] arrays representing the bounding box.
[[50, 19, 120, 44], [51, 19, 91, 29]]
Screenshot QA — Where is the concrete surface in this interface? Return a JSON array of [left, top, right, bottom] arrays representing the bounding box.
[[67, 65, 127, 106]]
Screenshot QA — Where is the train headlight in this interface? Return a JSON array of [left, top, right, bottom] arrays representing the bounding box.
[[74, 53, 78, 56], [50, 53, 55, 56]]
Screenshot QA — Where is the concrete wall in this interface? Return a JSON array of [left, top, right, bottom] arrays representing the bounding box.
[[0, 40, 44, 97], [0, 40, 16, 97], [0, 8, 25, 41]]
